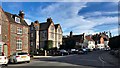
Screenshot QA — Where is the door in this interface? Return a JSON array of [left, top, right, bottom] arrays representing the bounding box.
[[3, 44, 8, 56]]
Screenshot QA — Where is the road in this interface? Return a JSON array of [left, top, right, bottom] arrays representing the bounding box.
[[3, 50, 119, 68]]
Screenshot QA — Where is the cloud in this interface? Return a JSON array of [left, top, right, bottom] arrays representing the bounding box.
[[34, 2, 118, 35], [110, 28, 119, 36], [3, 2, 118, 36], [24, 18, 33, 25], [82, 11, 119, 18], [1, 0, 119, 2]]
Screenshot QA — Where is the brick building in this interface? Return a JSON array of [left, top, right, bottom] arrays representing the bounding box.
[[0, 6, 29, 57]]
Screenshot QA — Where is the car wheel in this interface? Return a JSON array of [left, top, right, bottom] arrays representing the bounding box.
[[4, 64, 8, 66], [13, 59, 17, 64], [27, 61, 30, 63]]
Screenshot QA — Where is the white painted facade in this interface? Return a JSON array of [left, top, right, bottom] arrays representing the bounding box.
[[55, 25, 62, 48], [88, 41, 95, 50]]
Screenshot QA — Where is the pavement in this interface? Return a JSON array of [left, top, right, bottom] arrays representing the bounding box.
[[100, 51, 120, 67], [33, 54, 77, 59]]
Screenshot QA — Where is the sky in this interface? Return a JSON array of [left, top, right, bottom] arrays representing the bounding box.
[[1, 1, 119, 36]]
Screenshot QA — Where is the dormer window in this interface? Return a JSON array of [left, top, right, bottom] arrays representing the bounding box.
[[15, 17, 20, 23]]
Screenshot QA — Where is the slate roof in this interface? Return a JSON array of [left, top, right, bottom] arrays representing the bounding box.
[[40, 22, 51, 30], [54, 24, 59, 29], [63, 34, 84, 43], [4, 12, 28, 26], [71, 34, 84, 42]]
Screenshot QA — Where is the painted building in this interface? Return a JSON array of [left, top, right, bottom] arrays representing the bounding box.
[[54, 24, 62, 48], [29, 18, 63, 54]]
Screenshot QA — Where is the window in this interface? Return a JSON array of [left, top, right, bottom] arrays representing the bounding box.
[[15, 17, 20, 23], [31, 42, 33, 46], [0, 25, 1, 34], [0, 44, 2, 53], [17, 27, 22, 34], [35, 26, 39, 30], [51, 26, 54, 32], [30, 27, 33, 30], [51, 33, 54, 39], [31, 33, 33, 37], [42, 31, 47, 38], [16, 39, 22, 50]]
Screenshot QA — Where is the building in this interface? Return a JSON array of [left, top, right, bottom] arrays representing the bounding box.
[[62, 31, 84, 49], [0, 6, 29, 57], [54, 24, 62, 49], [29, 18, 63, 54], [29, 21, 40, 55], [84, 32, 109, 50], [84, 35, 95, 51], [0, 6, 10, 56]]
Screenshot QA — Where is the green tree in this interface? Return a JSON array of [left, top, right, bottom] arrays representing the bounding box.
[[44, 40, 53, 50]]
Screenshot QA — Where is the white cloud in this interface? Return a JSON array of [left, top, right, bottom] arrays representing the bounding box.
[[34, 2, 118, 35], [110, 28, 119, 36], [1, 0, 119, 2], [5, 2, 118, 36], [83, 11, 119, 17], [24, 18, 33, 25]]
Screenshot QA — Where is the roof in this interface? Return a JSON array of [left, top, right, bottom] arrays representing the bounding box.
[[40, 22, 51, 30], [63, 34, 84, 43], [5, 12, 28, 26], [85, 35, 94, 41], [54, 24, 59, 29], [71, 34, 84, 42]]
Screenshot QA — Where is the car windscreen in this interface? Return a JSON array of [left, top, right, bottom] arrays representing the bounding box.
[[18, 52, 28, 55]]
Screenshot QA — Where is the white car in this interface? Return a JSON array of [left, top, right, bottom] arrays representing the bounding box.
[[0, 52, 8, 66], [9, 52, 30, 63]]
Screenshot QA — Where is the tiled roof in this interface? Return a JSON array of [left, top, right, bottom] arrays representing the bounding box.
[[5, 12, 28, 26], [85, 35, 94, 41]]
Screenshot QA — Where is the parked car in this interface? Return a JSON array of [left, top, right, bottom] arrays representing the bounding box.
[[0, 52, 8, 66], [70, 49, 79, 54], [9, 52, 30, 63], [78, 48, 87, 54], [55, 50, 69, 56]]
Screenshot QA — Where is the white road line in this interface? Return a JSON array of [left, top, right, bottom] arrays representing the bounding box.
[[99, 56, 107, 63]]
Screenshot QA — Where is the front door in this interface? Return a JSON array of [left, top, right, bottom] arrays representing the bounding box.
[[3, 44, 8, 56]]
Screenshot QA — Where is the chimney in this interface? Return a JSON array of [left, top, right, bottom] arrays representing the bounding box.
[[47, 17, 52, 23], [70, 31, 73, 37], [19, 10, 25, 20]]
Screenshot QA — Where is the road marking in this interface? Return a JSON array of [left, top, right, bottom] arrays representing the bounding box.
[[99, 56, 106, 63]]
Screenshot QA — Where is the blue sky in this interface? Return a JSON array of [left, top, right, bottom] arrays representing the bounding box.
[[1, 2, 119, 36]]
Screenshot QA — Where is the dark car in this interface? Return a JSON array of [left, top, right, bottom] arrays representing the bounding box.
[[55, 50, 69, 56]]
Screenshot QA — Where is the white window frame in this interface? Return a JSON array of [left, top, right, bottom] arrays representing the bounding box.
[[16, 39, 22, 50], [0, 44, 2, 53], [15, 17, 20, 23], [17, 27, 22, 35]]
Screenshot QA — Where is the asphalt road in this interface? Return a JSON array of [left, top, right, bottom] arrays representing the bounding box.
[[3, 50, 119, 68]]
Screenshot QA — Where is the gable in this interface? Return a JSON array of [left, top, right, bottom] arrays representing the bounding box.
[[0, 7, 8, 22]]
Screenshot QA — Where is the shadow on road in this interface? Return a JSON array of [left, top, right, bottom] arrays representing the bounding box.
[[33, 50, 119, 68]]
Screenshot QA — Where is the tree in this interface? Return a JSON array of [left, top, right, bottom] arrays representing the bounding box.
[[44, 40, 53, 50]]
